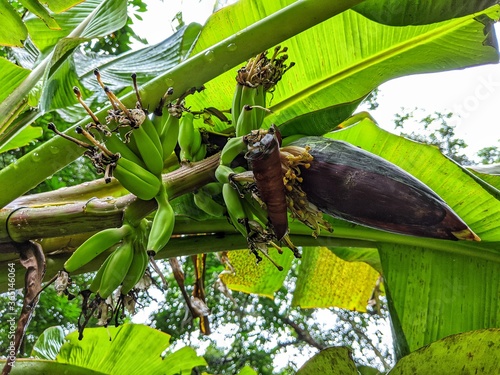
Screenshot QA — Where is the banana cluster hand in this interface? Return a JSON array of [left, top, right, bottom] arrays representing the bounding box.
[[86, 219, 149, 298], [232, 47, 294, 136]]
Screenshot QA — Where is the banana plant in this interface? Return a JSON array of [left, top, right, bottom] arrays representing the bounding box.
[[0, 0, 499, 373]]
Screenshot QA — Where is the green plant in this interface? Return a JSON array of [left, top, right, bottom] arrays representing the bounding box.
[[1, 1, 499, 374]]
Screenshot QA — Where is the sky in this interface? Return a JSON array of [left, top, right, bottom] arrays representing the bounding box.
[[131, 0, 500, 160]]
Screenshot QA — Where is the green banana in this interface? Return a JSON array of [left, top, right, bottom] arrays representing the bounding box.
[[147, 185, 175, 255], [120, 244, 149, 295], [193, 189, 226, 217], [202, 182, 223, 196], [142, 116, 163, 154], [222, 183, 248, 236], [113, 157, 161, 200], [220, 136, 247, 166], [160, 113, 180, 161], [231, 82, 244, 126], [88, 254, 113, 294], [178, 112, 198, 162], [104, 133, 147, 169], [64, 225, 131, 273], [192, 143, 207, 162], [118, 126, 141, 156], [98, 239, 135, 298], [215, 165, 236, 184], [254, 84, 267, 127], [130, 117, 164, 175], [235, 104, 257, 137]]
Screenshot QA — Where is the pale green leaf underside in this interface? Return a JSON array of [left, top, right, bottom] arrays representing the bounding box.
[[31, 326, 65, 360], [387, 329, 500, 374], [354, 0, 497, 26], [0, 0, 28, 47], [0, 58, 31, 103], [380, 244, 500, 357]]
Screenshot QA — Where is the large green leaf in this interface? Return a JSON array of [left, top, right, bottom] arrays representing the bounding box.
[[55, 323, 206, 374], [1, 324, 206, 374], [0, 0, 28, 47], [354, 0, 497, 25], [388, 329, 500, 374], [186, 2, 499, 136], [0, 0, 128, 148], [31, 326, 65, 360], [20, 0, 60, 30], [0, 57, 31, 103]]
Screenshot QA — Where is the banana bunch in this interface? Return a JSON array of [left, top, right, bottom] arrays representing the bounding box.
[[232, 46, 294, 136], [87, 218, 149, 299]]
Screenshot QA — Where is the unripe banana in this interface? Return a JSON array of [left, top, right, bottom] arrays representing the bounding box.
[[120, 244, 149, 295], [254, 84, 266, 127], [130, 118, 164, 175], [202, 182, 223, 196], [193, 189, 226, 217], [235, 104, 257, 137], [222, 183, 247, 236], [231, 82, 244, 125], [220, 136, 247, 166], [192, 143, 207, 162], [113, 157, 161, 200], [147, 185, 175, 255], [178, 112, 197, 162], [215, 165, 236, 184], [118, 126, 141, 156], [64, 225, 131, 273], [88, 254, 113, 294], [142, 116, 163, 154], [160, 113, 180, 161], [104, 133, 147, 169], [98, 239, 135, 298]]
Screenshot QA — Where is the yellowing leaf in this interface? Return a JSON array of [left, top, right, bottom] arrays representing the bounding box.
[[220, 248, 294, 298], [293, 247, 379, 312]]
